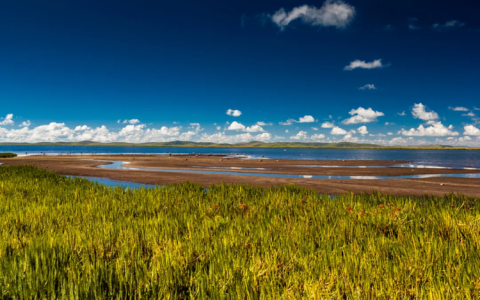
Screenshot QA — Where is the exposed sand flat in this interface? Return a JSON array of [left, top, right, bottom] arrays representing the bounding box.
[[1, 154, 480, 197]]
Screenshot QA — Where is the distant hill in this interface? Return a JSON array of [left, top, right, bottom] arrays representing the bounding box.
[[0, 140, 477, 150]]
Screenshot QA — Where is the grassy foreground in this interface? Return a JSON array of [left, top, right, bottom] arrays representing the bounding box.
[[0, 166, 479, 299]]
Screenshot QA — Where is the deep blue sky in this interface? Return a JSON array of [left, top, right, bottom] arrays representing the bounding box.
[[1, 0, 479, 145]]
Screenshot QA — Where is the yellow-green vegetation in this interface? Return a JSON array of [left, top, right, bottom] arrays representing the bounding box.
[[1, 165, 479, 299], [0, 152, 16, 158]]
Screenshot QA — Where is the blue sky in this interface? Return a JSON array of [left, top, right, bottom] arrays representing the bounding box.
[[1, 0, 480, 145]]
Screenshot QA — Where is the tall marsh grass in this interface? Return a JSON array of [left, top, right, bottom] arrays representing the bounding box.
[[0, 165, 479, 299]]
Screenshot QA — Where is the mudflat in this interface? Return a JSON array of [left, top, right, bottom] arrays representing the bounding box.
[[1, 154, 480, 197]]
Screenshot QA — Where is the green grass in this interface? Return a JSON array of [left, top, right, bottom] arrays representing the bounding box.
[[0, 165, 479, 299], [0, 152, 16, 158]]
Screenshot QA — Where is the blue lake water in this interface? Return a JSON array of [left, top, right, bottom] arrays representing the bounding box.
[[98, 161, 480, 180], [1, 145, 480, 168]]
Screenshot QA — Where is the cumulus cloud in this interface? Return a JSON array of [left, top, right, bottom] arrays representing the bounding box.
[[321, 121, 335, 128], [464, 125, 480, 136], [245, 125, 265, 133], [0, 121, 194, 144], [311, 133, 326, 140], [399, 122, 459, 137], [357, 126, 369, 135], [359, 84, 376, 90], [226, 109, 242, 117], [290, 131, 308, 140], [330, 126, 348, 135], [342, 107, 384, 124], [19, 121, 31, 128], [280, 115, 316, 125], [199, 132, 271, 144], [433, 20, 465, 30], [449, 106, 469, 112], [411, 103, 439, 121], [298, 115, 315, 123], [227, 121, 246, 131], [0, 114, 14, 126], [344, 59, 383, 71], [227, 121, 265, 133], [270, 1, 355, 30], [74, 125, 91, 131]]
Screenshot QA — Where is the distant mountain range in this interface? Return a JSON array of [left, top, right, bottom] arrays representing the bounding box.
[[0, 141, 474, 149]]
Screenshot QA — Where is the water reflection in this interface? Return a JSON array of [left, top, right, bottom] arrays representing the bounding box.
[[98, 161, 480, 180]]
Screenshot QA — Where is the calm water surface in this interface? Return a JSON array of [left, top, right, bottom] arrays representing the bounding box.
[[1, 145, 480, 168]]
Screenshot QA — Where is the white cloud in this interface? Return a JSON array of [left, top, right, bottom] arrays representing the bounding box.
[[385, 122, 396, 126], [311, 133, 326, 140], [342, 107, 384, 124], [464, 125, 480, 136], [0, 114, 14, 126], [74, 125, 91, 131], [387, 132, 393, 136], [359, 84, 376, 90], [357, 126, 368, 135], [281, 115, 316, 125], [474, 107, 480, 111], [216, 126, 221, 131], [226, 109, 242, 117], [279, 119, 295, 126], [298, 115, 315, 123], [411, 103, 439, 121], [311, 127, 319, 131], [227, 121, 264, 133], [19, 121, 31, 128], [433, 20, 465, 30], [245, 125, 265, 133], [397, 111, 406, 116], [449, 106, 469, 112], [120, 119, 141, 125], [255, 132, 272, 142], [290, 131, 308, 140], [321, 121, 335, 128], [330, 126, 348, 135], [199, 132, 271, 144], [285, 129, 289, 133], [462, 112, 475, 117], [399, 122, 459, 137], [256, 121, 273, 126], [270, 1, 355, 30], [227, 121, 246, 131], [340, 133, 358, 142], [344, 59, 383, 71]]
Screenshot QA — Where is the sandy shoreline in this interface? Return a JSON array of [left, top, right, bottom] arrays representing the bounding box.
[[1, 154, 480, 197]]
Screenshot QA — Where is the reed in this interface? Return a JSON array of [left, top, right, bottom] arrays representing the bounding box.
[[0, 152, 16, 158], [0, 165, 479, 299]]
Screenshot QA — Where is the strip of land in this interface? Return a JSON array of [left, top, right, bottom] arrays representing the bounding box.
[[1, 140, 480, 150], [1, 155, 480, 197]]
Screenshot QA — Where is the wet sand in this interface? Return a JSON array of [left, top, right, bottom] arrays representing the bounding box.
[[1, 155, 480, 197]]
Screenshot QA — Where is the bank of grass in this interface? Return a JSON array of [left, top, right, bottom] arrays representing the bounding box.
[[0, 165, 479, 299], [0, 152, 16, 158]]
